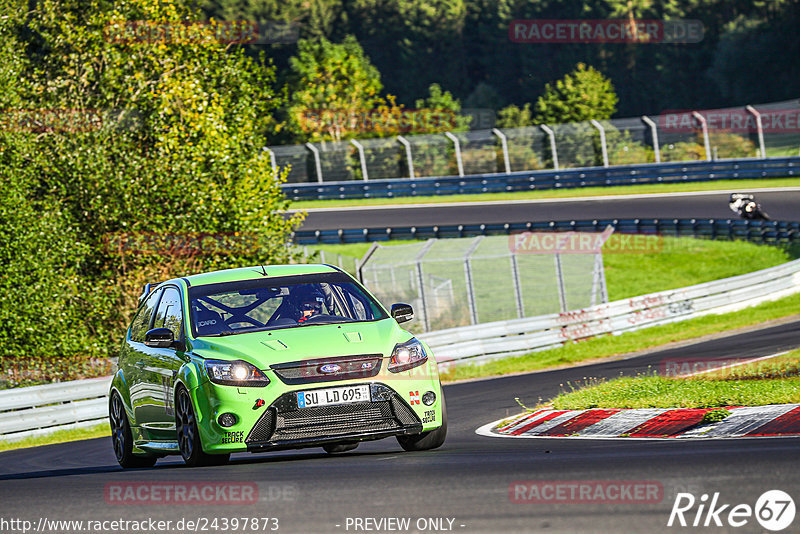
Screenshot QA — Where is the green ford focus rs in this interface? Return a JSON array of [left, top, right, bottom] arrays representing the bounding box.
[[109, 264, 446, 468]]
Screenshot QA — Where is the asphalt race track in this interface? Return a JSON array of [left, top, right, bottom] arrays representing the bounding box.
[[295, 189, 800, 231], [2, 321, 800, 533]]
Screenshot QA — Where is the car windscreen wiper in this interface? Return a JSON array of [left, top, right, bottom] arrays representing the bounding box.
[[202, 329, 239, 337]]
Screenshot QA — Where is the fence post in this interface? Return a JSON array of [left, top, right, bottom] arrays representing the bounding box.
[[590, 253, 609, 306], [397, 136, 415, 179], [641, 116, 661, 163], [463, 236, 483, 325], [590, 119, 610, 167], [415, 239, 436, 331], [746, 105, 766, 159], [540, 125, 559, 170], [263, 147, 277, 170], [554, 253, 568, 312], [444, 132, 465, 177], [492, 128, 511, 174], [305, 142, 323, 182], [350, 139, 369, 180], [510, 253, 525, 318], [692, 112, 712, 161], [356, 242, 380, 284]]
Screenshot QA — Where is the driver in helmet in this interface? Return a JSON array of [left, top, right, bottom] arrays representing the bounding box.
[[295, 287, 326, 323]]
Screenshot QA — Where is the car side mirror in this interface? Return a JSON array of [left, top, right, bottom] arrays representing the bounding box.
[[391, 303, 414, 324], [144, 327, 175, 348]]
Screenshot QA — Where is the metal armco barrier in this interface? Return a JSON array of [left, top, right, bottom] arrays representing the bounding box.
[[421, 258, 800, 368], [294, 218, 800, 245], [281, 156, 800, 201], [3, 254, 800, 441], [0, 376, 110, 441]]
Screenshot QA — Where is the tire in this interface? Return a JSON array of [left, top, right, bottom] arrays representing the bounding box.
[[323, 442, 359, 454], [109, 392, 158, 469], [175, 386, 230, 467], [397, 395, 447, 452]]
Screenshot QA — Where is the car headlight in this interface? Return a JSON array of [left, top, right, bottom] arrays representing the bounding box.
[[388, 338, 428, 373], [205, 359, 270, 387]]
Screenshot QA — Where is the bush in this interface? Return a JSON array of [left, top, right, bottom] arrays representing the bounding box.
[[0, 0, 303, 387]]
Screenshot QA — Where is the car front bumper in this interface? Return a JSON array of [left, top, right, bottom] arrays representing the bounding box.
[[192, 371, 442, 454]]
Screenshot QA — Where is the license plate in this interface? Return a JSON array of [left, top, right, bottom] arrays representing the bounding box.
[[296, 384, 371, 409]]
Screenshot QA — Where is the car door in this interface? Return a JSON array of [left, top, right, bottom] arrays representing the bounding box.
[[126, 288, 164, 433], [142, 285, 187, 440]]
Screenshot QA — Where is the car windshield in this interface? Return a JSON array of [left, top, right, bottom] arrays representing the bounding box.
[[188, 272, 388, 337]]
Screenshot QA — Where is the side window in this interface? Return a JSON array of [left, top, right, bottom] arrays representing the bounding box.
[[130, 289, 163, 343], [152, 287, 183, 339]]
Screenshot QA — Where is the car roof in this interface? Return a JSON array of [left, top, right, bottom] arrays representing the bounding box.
[[171, 264, 342, 289]]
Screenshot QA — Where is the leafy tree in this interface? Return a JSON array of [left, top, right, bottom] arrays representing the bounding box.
[[286, 35, 384, 142], [0, 0, 302, 385], [534, 63, 619, 125], [496, 103, 535, 128]]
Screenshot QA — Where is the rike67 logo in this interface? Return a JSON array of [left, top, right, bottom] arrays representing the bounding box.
[[668, 490, 796, 531]]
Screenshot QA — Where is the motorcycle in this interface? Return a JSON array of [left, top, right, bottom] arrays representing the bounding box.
[[729, 193, 770, 221]]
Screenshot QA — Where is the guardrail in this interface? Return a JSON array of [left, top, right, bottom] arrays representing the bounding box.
[[294, 218, 800, 245], [0, 377, 110, 441], [282, 156, 800, 201], [420, 258, 800, 368], [2, 253, 799, 441]]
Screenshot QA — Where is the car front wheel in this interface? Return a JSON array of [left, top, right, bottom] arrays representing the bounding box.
[[397, 396, 447, 452], [175, 386, 230, 467], [109, 392, 157, 469]]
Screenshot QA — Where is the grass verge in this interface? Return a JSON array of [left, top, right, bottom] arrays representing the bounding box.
[[0, 422, 110, 453], [291, 177, 800, 209], [438, 291, 800, 383], [549, 349, 800, 409]]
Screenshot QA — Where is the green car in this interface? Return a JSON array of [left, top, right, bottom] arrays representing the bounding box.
[[109, 264, 446, 468]]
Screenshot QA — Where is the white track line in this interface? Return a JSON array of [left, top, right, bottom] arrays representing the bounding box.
[[680, 351, 790, 377]]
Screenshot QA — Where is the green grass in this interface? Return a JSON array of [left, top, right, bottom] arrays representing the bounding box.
[[549, 351, 800, 409], [550, 375, 800, 409], [439, 291, 800, 383], [0, 422, 110, 452], [290, 177, 800, 209], [604, 237, 792, 300]]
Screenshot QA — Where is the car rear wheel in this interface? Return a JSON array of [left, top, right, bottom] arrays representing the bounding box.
[[397, 396, 447, 452], [176, 387, 230, 467], [323, 442, 359, 454], [109, 392, 158, 469]]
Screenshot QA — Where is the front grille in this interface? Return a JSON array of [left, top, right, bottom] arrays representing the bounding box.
[[247, 408, 276, 442], [271, 354, 383, 385], [245, 383, 421, 445]]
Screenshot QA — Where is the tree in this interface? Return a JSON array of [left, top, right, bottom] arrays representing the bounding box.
[[412, 83, 471, 133], [0, 0, 303, 385], [534, 63, 619, 125], [496, 103, 535, 128], [286, 35, 384, 142]]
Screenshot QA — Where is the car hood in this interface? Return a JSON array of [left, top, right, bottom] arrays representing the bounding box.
[[190, 318, 409, 369]]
